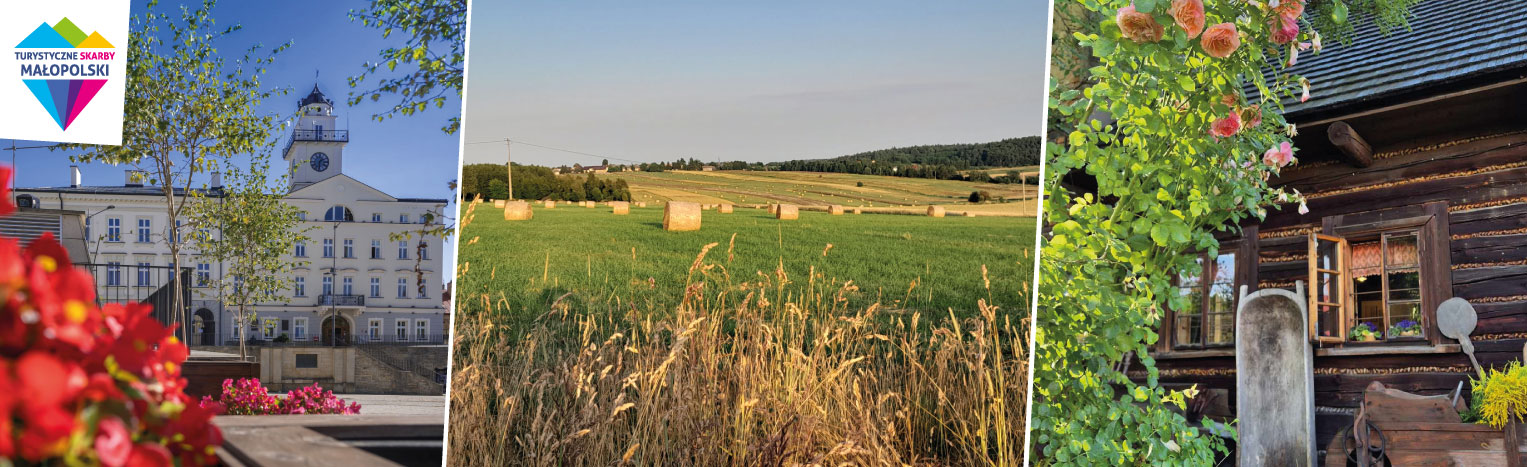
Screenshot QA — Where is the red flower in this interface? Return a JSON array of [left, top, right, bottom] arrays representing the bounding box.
[[96, 417, 133, 467], [1210, 112, 1243, 138], [1200, 23, 1240, 58], [1117, 5, 1165, 43], [126, 442, 172, 467], [0, 167, 13, 217], [1168, 0, 1205, 39]]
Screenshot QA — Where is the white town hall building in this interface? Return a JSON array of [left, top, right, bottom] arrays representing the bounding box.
[[14, 85, 450, 348]]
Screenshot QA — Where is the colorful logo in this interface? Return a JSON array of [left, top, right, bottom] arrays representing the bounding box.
[[15, 17, 114, 131]]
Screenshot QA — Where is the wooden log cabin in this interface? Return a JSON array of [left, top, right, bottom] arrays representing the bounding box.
[[1128, 0, 1527, 457]]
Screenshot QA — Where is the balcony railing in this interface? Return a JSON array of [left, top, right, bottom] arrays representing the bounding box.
[[282, 129, 349, 156], [317, 294, 365, 307], [229, 332, 448, 347]]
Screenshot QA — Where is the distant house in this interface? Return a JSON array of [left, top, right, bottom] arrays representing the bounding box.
[[551, 168, 562, 175], [701, 166, 716, 172], [584, 165, 609, 174]]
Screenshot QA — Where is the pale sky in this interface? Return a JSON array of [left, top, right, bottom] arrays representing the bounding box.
[[460, 0, 1051, 166]]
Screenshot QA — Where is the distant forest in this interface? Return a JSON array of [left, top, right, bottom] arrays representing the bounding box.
[[460, 137, 1043, 200], [460, 164, 632, 202]]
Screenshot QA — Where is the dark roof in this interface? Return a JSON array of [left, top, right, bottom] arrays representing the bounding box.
[[298, 84, 332, 107], [396, 198, 451, 204], [18, 186, 220, 197], [1260, 0, 1527, 121]]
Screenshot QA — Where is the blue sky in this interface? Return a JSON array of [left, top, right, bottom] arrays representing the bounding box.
[[460, 0, 1051, 167], [2, 0, 463, 278]]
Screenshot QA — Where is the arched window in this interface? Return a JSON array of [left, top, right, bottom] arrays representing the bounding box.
[[324, 205, 354, 222]]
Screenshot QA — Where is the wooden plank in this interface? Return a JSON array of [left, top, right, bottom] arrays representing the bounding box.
[[1454, 266, 1527, 300], [1328, 121, 1375, 167], [1452, 203, 1527, 236], [1453, 233, 1527, 264]]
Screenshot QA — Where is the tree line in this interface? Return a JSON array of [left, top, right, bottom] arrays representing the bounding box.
[[460, 163, 632, 202]]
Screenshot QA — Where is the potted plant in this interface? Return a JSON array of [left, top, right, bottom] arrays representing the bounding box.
[[1388, 319, 1423, 339], [274, 332, 290, 344], [1349, 322, 1380, 342]]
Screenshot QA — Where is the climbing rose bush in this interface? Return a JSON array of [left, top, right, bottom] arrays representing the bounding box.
[[0, 166, 222, 466], [201, 378, 360, 415], [1037, 0, 1323, 463]]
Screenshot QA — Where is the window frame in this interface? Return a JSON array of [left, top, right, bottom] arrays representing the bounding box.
[[1168, 242, 1243, 350], [1312, 202, 1451, 347]]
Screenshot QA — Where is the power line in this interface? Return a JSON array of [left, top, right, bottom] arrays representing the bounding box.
[[466, 138, 644, 165]]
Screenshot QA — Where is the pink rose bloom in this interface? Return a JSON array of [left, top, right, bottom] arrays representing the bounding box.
[[1210, 112, 1242, 138], [1274, 0, 1305, 19], [1201, 23, 1240, 58], [94, 417, 131, 467], [1270, 14, 1299, 44], [1169, 0, 1206, 39], [1263, 141, 1296, 168], [1117, 5, 1165, 43]]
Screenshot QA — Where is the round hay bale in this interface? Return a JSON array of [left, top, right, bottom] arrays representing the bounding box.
[[928, 206, 946, 218], [636, 202, 647, 208], [768, 204, 779, 215], [663, 201, 702, 231], [503, 201, 533, 221], [584, 201, 596, 208], [852, 207, 862, 215], [718, 204, 734, 213], [776, 204, 799, 220], [493, 199, 506, 209], [543, 200, 556, 209], [611, 201, 630, 215], [963, 212, 977, 217], [828, 205, 845, 215]]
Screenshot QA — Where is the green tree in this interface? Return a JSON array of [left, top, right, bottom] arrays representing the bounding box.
[[347, 0, 468, 134], [486, 179, 510, 200], [186, 154, 311, 359], [65, 0, 288, 343]]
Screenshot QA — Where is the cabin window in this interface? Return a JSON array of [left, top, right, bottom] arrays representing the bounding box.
[[1307, 230, 1427, 344], [1172, 249, 1238, 349]]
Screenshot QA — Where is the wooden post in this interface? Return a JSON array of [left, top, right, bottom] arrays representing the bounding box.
[[513, 140, 519, 202], [1508, 418, 1523, 467], [1327, 121, 1374, 168]]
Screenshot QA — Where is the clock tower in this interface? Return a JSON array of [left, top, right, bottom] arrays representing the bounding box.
[[284, 83, 347, 191]]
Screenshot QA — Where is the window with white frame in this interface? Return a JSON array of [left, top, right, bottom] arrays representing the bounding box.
[[297, 211, 307, 221], [414, 319, 428, 341], [294, 318, 308, 340], [324, 205, 353, 222], [342, 277, 353, 295], [323, 239, 334, 258], [398, 241, 408, 259], [421, 242, 429, 260], [106, 217, 121, 242], [395, 319, 408, 341], [295, 241, 307, 257], [370, 240, 381, 259], [368, 318, 382, 340], [371, 213, 381, 222], [196, 263, 210, 287], [397, 277, 408, 298], [106, 262, 121, 286], [262, 318, 278, 340], [369, 277, 381, 297], [343, 239, 354, 258], [322, 276, 333, 295], [418, 281, 429, 299], [294, 276, 306, 296], [137, 218, 151, 243], [136, 262, 151, 286], [399, 213, 409, 223]]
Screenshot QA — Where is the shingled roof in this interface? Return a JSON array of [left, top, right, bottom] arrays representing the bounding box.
[[1261, 0, 1527, 122]]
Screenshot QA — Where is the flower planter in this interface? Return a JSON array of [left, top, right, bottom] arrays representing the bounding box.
[[182, 359, 260, 399]]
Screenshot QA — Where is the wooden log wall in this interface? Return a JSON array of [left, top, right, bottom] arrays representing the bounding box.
[[1134, 128, 1527, 450]]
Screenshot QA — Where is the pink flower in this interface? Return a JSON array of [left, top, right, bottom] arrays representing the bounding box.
[[1201, 23, 1240, 58], [1210, 112, 1242, 138], [1299, 77, 1311, 102], [1239, 105, 1263, 129], [95, 417, 131, 467], [1169, 0, 1206, 39], [1270, 14, 1299, 44], [1263, 141, 1296, 168], [1117, 5, 1165, 43], [1273, 0, 1305, 19]]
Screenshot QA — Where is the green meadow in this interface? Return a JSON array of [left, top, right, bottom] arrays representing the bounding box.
[[456, 203, 1036, 332]]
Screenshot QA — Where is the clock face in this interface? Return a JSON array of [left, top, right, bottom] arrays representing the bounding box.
[[310, 152, 329, 172]]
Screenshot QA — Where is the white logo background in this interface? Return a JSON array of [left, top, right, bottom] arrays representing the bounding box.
[[0, 0, 129, 145]]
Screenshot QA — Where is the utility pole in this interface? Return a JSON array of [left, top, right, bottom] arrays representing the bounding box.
[[505, 139, 513, 200]]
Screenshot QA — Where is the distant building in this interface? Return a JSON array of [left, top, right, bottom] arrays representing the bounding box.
[[584, 165, 609, 174], [701, 166, 716, 172]]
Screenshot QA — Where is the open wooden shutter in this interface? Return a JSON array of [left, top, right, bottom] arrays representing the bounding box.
[[1308, 233, 1349, 343]]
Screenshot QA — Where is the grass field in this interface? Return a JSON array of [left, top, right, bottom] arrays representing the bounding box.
[[457, 202, 1035, 330], [600, 170, 1039, 217], [450, 198, 1031, 464]]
